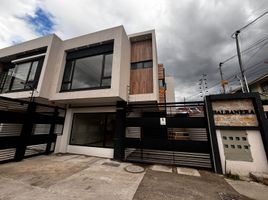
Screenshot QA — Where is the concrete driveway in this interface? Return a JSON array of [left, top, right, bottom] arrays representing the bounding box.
[[0, 154, 144, 200], [0, 154, 266, 200]]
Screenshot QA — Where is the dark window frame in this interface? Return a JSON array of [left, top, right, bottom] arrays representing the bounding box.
[[69, 112, 116, 148], [1, 56, 44, 93], [61, 41, 114, 92], [131, 60, 153, 70]]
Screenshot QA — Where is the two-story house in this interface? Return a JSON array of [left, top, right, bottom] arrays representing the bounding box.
[[0, 26, 169, 158]]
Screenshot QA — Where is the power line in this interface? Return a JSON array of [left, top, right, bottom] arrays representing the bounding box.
[[221, 34, 268, 65], [231, 11, 268, 37], [244, 40, 268, 66], [188, 58, 268, 98]]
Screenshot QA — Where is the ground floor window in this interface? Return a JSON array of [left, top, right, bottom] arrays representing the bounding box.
[[69, 113, 116, 148]]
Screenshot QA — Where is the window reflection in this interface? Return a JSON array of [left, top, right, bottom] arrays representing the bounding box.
[[72, 55, 103, 89], [61, 42, 113, 91], [1, 58, 43, 93], [70, 113, 116, 148]]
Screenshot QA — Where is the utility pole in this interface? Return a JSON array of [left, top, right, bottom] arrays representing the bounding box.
[[234, 31, 249, 92], [199, 74, 208, 98], [219, 63, 226, 94], [235, 75, 245, 93], [230, 11, 268, 93]]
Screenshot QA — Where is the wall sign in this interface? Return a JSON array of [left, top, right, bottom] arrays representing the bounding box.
[[212, 99, 258, 127], [160, 117, 166, 125]]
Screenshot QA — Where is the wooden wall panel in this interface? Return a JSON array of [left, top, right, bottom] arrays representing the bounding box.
[[131, 39, 152, 63], [158, 64, 164, 80], [130, 68, 153, 94]]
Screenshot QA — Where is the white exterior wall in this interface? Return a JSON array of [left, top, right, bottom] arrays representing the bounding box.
[[0, 35, 55, 100], [216, 129, 268, 176], [165, 76, 175, 103], [55, 106, 116, 158], [39, 35, 63, 98], [128, 30, 159, 103], [49, 26, 129, 104], [118, 28, 131, 101], [0, 26, 158, 105]]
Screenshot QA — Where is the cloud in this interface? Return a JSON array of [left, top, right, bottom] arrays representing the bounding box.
[[23, 7, 55, 36], [0, 0, 41, 47], [1, 0, 268, 101]]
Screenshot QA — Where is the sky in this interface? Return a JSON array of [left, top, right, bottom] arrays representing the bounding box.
[[1, 0, 268, 101]]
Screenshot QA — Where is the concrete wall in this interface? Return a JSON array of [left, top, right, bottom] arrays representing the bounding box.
[[49, 26, 129, 104], [39, 35, 63, 98], [0, 35, 55, 99], [118, 27, 131, 101], [165, 76, 175, 103], [55, 106, 116, 158], [216, 129, 268, 176], [0, 26, 158, 106], [0, 26, 131, 105]]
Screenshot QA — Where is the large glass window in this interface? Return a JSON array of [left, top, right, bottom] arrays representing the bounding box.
[[1, 57, 44, 93], [61, 42, 114, 91], [69, 113, 116, 148]]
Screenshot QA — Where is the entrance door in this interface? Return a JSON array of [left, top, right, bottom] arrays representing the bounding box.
[[69, 113, 116, 148]]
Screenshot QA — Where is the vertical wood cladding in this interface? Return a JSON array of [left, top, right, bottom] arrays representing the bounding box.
[[130, 68, 153, 94], [158, 64, 164, 80], [131, 39, 152, 62], [130, 38, 153, 94]]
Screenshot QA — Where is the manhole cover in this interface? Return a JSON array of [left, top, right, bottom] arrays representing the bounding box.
[[218, 192, 240, 200], [124, 165, 145, 173]]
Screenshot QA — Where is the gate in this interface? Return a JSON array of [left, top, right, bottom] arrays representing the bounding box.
[[123, 101, 214, 170], [0, 96, 65, 164]]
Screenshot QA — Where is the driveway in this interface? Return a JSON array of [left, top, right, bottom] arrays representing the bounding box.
[[0, 154, 144, 200], [0, 154, 264, 200]]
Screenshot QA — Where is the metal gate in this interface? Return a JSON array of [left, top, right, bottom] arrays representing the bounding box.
[[124, 101, 213, 170], [0, 96, 65, 164]]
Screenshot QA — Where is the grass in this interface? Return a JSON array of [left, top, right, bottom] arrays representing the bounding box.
[[225, 172, 240, 180]]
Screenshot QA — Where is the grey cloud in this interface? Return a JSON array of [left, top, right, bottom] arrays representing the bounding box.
[[2, 0, 268, 101], [154, 0, 268, 100]]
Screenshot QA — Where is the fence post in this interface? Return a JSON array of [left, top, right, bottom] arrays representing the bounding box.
[[113, 101, 127, 161], [14, 102, 36, 161], [45, 107, 58, 154]]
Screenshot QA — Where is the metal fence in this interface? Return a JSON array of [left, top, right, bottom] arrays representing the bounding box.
[[123, 101, 213, 170], [0, 96, 65, 164]]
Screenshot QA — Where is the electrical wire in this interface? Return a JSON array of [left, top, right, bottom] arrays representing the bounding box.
[[188, 58, 268, 99], [231, 11, 268, 37], [221, 34, 268, 65]]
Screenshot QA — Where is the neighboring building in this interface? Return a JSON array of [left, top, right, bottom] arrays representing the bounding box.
[[234, 73, 268, 116], [165, 76, 175, 103], [0, 26, 171, 158], [247, 74, 268, 100]]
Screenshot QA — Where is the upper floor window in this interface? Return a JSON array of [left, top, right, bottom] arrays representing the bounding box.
[[0, 55, 44, 93], [131, 60, 152, 70], [61, 41, 114, 92]]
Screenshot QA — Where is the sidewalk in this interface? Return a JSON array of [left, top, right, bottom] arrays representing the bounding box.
[[0, 154, 267, 200]]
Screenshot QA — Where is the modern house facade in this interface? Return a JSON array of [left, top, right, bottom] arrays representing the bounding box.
[[1, 26, 268, 176], [0, 26, 164, 158]]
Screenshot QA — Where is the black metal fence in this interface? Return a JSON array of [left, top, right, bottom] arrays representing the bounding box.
[[0, 96, 65, 164], [121, 101, 213, 170]]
